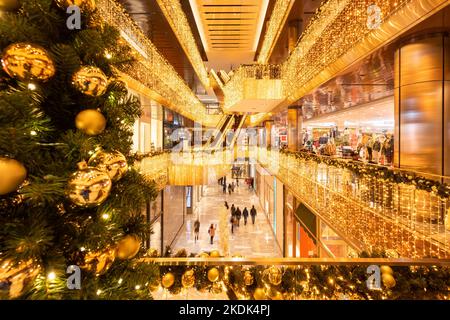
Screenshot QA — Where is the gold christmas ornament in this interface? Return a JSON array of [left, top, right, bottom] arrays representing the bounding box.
[[83, 247, 116, 275], [55, 0, 95, 10], [207, 267, 219, 282], [75, 109, 106, 136], [253, 287, 266, 300], [116, 234, 140, 260], [380, 265, 394, 275], [66, 161, 112, 207], [72, 66, 108, 96], [267, 266, 282, 286], [147, 248, 159, 257], [0, 259, 40, 299], [88, 149, 128, 181], [181, 269, 195, 288], [382, 273, 396, 289], [198, 252, 209, 258], [148, 279, 160, 292], [2, 43, 55, 81], [244, 270, 254, 286], [0, 0, 20, 11], [0, 157, 27, 195], [162, 272, 175, 288], [209, 250, 220, 258]]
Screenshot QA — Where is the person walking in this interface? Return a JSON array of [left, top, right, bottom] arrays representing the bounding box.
[[194, 218, 200, 243], [224, 201, 229, 210], [236, 177, 239, 186], [223, 183, 227, 194], [208, 224, 216, 245], [230, 215, 235, 234], [250, 205, 257, 225], [230, 204, 236, 217], [235, 207, 242, 227], [231, 182, 235, 192], [228, 183, 232, 195], [242, 207, 249, 225]]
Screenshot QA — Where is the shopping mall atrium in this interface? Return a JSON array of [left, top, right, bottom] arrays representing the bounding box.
[[1, 0, 450, 301]]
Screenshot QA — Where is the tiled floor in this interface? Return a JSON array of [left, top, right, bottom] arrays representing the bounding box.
[[172, 178, 282, 258]]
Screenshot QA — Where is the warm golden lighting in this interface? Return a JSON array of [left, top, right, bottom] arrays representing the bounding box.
[[257, 0, 294, 64], [155, 0, 209, 88]]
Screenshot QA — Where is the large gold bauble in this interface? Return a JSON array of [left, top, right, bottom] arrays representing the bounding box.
[[253, 288, 266, 300], [0, 0, 20, 11], [267, 266, 282, 286], [0, 157, 27, 195], [66, 162, 111, 207], [148, 279, 160, 292], [382, 273, 396, 289], [116, 234, 140, 260], [380, 265, 394, 275], [162, 272, 175, 288], [181, 269, 195, 288], [0, 259, 40, 299], [244, 271, 254, 286], [209, 250, 221, 258], [207, 267, 219, 282], [1, 43, 55, 81], [55, 0, 95, 10], [75, 109, 106, 136], [83, 247, 116, 275], [72, 66, 107, 96], [88, 149, 128, 181]]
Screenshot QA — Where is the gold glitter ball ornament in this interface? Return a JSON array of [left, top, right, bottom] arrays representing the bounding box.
[[75, 109, 106, 136], [267, 266, 282, 286], [382, 273, 396, 289], [0, 0, 20, 11], [88, 149, 128, 181], [244, 270, 254, 286], [162, 272, 175, 288], [82, 247, 116, 276], [1, 43, 55, 81], [380, 265, 394, 275], [181, 269, 195, 288], [72, 66, 108, 96], [0, 157, 27, 195], [66, 162, 111, 207], [253, 288, 266, 300], [116, 234, 140, 260], [207, 267, 219, 282], [209, 250, 220, 258]]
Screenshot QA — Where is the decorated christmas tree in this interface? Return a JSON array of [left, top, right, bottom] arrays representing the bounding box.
[[0, 0, 159, 299]]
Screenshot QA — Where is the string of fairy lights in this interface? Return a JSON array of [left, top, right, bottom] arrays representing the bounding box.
[[256, 148, 450, 259], [257, 0, 294, 64], [281, 0, 411, 104], [155, 0, 210, 88]]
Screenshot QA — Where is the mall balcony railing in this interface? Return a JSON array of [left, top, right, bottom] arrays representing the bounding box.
[[222, 64, 284, 111], [141, 257, 450, 300], [255, 147, 450, 259]]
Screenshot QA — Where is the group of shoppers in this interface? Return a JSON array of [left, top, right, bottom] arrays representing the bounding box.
[[225, 202, 257, 234]]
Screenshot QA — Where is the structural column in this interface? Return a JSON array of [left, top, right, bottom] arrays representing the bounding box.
[[394, 31, 450, 176], [287, 106, 302, 151], [264, 120, 274, 148]]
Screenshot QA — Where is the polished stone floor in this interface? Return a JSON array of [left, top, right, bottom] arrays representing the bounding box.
[[172, 179, 282, 258]]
